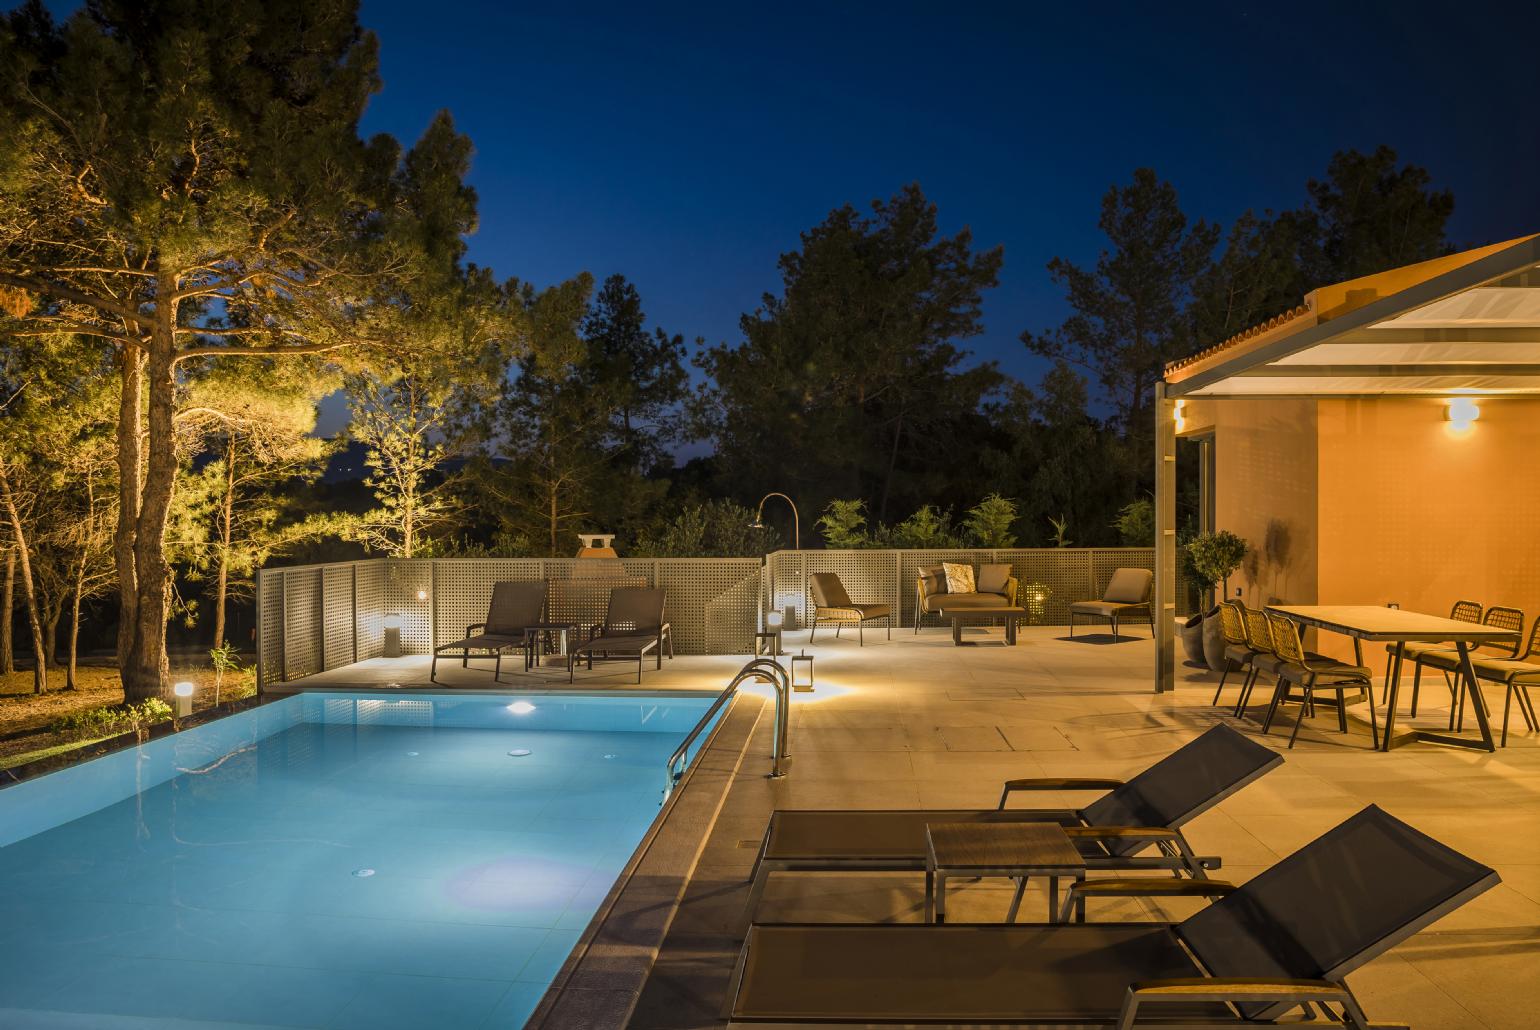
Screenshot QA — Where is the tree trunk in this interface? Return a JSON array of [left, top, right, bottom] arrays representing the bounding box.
[[68, 552, 84, 691], [212, 436, 236, 647], [1, 543, 13, 674], [43, 605, 60, 673], [0, 462, 47, 693], [121, 300, 177, 703], [115, 344, 143, 687], [878, 407, 905, 525]]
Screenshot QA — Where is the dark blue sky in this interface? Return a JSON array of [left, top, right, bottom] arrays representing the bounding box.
[[347, 0, 1540, 394]]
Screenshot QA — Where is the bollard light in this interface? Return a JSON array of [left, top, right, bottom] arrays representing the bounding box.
[[383, 613, 402, 658], [172, 680, 194, 718]]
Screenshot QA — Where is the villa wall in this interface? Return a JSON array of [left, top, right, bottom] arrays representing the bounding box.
[[1190, 395, 1540, 663]]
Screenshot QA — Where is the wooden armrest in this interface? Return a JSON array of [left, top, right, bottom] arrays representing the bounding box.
[[1069, 878, 1237, 899], [999, 777, 1123, 809], [466, 622, 486, 635], [1125, 976, 1351, 1001], [1061, 826, 1179, 841]]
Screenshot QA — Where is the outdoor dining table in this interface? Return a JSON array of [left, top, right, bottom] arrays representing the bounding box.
[[1266, 605, 1519, 753]]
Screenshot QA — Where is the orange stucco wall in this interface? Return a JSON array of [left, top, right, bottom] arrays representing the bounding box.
[[1192, 395, 1540, 662]]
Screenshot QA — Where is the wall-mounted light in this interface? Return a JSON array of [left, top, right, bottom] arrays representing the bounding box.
[[1173, 398, 1186, 433], [1445, 397, 1480, 431], [791, 652, 814, 693], [173, 680, 194, 718], [416, 589, 428, 602]]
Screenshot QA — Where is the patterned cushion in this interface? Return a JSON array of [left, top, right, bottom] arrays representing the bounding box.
[[942, 562, 976, 594]]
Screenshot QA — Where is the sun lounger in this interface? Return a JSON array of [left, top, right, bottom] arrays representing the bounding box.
[[747, 723, 1281, 913], [430, 580, 547, 683], [727, 805, 1499, 1028]]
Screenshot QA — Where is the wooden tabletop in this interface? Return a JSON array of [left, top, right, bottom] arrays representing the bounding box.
[[925, 821, 1084, 870], [1266, 605, 1518, 643], [940, 606, 1027, 617]]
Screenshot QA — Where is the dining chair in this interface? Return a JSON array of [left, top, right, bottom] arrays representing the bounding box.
[[1262, 611, 1378, 749]]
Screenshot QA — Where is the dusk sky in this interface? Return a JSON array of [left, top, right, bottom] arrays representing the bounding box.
[[344, 1, 1540, 388]]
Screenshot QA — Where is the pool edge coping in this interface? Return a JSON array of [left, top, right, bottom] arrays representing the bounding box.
[[526, 692, 766, 1029]]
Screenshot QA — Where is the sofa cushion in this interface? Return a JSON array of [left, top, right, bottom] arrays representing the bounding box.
[[977, 563, 1012, 595], [928, 592, 1007, 612], [942, 562, 976, 594], [918, 565, 948, 596]]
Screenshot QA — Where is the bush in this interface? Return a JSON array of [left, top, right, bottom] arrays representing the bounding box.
[[817, 499, 870, 548], [1185, 530, 1248, 604], [633, 499, 782, 557], [874, 505, 963, 548], [1113, 499, 1154, 546], [49, 699, 175, 742], [964, 494, 1018, 548]]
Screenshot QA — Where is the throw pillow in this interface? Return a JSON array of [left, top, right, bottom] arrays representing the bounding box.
[[976, 563, 1011, 595], [942, 562, 976, 594]]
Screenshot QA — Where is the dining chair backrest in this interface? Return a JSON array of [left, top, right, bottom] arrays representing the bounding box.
[[1218, 600, 1246, 646], [1520, 619, 1540, 662], [1480, 606, 1524, 658], [1265, 610, 1306, 665], [1449, 599, 1482, 624], [1241, 606, 1275, 655]]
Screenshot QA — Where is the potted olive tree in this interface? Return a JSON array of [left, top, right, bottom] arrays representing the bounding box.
[[1183, 530, 1249, 670]]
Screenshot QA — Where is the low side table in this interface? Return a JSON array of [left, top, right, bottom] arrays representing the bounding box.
[[520, 623, 579, 671], [943, 606, 1027, 646], [925, 821, 1085, 923]]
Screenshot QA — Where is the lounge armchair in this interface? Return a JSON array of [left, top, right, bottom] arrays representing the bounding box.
[[746, 724, 1280, 914], [430, 580, 547, 683], [808, 572, 891, 645], [914, 562, 1019, 632], [727, 805, 1499, 1028], [569, 586, 667, 683], [1068, 567, 1152, 639]]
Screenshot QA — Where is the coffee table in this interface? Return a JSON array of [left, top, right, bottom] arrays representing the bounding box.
[[942, 605, 1027, 646], [924, 821, 1085, 923]]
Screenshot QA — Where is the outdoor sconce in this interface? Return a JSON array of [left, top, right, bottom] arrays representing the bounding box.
[[172, 680, 194, 718], [1444, 397, 1480, 431], [791, 651, 814, 693], [1173, 398, 1186, 433], [416, 588, 428, 601], [383, 613, 402, 658]]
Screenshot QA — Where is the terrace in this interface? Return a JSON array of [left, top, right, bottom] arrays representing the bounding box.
[[254, 549, 1539, 1030]]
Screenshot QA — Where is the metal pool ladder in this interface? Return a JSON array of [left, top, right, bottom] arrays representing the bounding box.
[[664, 658, 790, 797]]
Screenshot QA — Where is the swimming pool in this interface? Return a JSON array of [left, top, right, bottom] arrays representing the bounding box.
[[0, 691, 720, 1029]]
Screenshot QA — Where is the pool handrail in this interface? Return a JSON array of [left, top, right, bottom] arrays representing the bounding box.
[[665, 658, 790, 796]]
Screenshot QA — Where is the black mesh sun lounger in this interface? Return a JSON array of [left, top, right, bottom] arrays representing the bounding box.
[[430, 580, 547, 683], [747, 723, 1282, 913], [727, 805, 1499, 1028]]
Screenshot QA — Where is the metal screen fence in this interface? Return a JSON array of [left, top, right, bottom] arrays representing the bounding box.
[[257, 549, 1189, 688]]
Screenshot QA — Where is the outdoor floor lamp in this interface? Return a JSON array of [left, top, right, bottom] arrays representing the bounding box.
[[750, 492, 800, 550]]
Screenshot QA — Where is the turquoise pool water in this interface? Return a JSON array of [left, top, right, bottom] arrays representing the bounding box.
[[0, 692, 718, 1029]]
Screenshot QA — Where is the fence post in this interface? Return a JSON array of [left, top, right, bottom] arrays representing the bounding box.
[[279, 570, 289, 684], [351, 563, 359, 665], [255, 570, 265, 695]]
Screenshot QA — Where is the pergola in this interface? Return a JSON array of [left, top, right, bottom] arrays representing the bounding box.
[[1153, 233, 1540, 691]]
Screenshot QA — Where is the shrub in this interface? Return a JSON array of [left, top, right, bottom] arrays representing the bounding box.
[[816, 499, 870, 549], [633, 500, 781, 557], [875, 505, 962, 549], [1185, 530, 1248, 605], [1113, 499, 1154, 546], [964, 494, 1018, 548], [49, 699, 175, 742]]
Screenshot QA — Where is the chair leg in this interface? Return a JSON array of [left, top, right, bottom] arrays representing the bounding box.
[[887, 615, 892, 640], [1287, 685, 1312, 748], [1112, 614, 1120, 640], [1382, 653, 1392, 703], [1364, 678, 1380, 750], [1261, 677, 1287, 734], [1212, 660, 1233, 706], [1410, 663, 1422, 717], [809, 615, 817, 643], [1335, 685, 1348, 733], [1502, 683, 1515, 747], [430, 653, 438, 683], [494, 651, 502, 683], [1520, 683, 1539, 730], [1235, 667, 1259, 719], [1069, 614, 1075, 638], [858, 620, 863, 646]]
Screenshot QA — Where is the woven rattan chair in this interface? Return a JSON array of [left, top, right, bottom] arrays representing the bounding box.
[[1211, 600, 1254, 708], [430, 580, 547, 683], [1262, 611, 1377, 749], [726, 805, 1499, 1029], [1381, 599, 1480, 712], [1468, 618, 1540, 746], [1230, 605, 1280, 719], [808, 572, 892, 645], [1412, 605, 1524, 730], [569, 586, 667, 683]]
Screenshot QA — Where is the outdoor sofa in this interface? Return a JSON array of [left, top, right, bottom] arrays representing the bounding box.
[[914, 562, 1018, 631], [727, 804, 1499, 1028], [747, 723, 1280, 914]]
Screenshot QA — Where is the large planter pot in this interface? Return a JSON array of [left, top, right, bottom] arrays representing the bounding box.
[[1178, 614, 1205, 665], [1201, 608, 1227, 672]]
